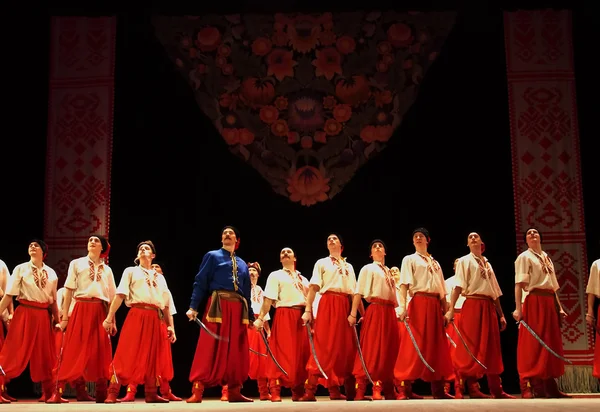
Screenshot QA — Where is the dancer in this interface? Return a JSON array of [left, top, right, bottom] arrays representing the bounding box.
[[103, 241, 174, 403], [349, 240, 399, 400], [186, 226, 254, 403], [394, 228, 454, 399], [0, 240, 59, 403], [47, 234, 116, 404], [446, 233, 513, 399], [513, 228, 570, 398], [255, 248, 310, 401]]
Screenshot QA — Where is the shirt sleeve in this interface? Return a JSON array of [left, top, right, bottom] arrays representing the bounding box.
[[64, 259, 78, 290], [399, 256, 414, 287], [354, 265, 372, 297], [514, 253, 530, 285], [6, 265, 23, 296], [263, 272, 280, 301], [189, 252, 215, 310]]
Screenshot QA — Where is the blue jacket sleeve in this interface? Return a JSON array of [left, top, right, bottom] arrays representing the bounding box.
[[189, 252, 214, 310]]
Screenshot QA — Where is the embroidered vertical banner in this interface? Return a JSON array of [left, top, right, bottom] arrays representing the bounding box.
[[504, 10, 596, 391], [44, 17, 116, 282]]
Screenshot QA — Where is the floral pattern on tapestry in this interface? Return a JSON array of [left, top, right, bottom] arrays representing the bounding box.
[[153, 11, 455, 206]]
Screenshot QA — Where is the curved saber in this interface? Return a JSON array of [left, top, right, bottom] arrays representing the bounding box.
[[518, 320, 572, 364], [260, 330, 288, 376], [403, 319, 435, 373], [306, 323, 328, 379], [249, 347, 267, 357], [107, 333, 120, 384], [451, 321, 487, 370], [194, 317, 229, 342], [446, 332, 457, 348], [53, 331, 66, 391], [352, 325, 374, 385]]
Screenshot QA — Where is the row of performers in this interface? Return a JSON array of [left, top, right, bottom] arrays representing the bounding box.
[[184, 226, 600, 402], [0, 226, 598, 403]]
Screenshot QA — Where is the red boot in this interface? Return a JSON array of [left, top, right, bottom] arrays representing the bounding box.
[[487, 375, 515, 399], [227, 385, 253, 402], [104, 382, 121, 403], [38, 380, 54, 402], [291, 384, 305, 401], [382, 381, 396, 400], [257, 378, 271, 401], [544, 378, 571, 398], [95, 379, 109, 403], [454, 377, 465, 399], [160, 379, 182, 401], [186, 381, 204, 403], [73, 377, 95, 401], [220, 385, 228, 401], [432, 380, 455, 399], [297, 375, 318, 402], [144, 378, 168, 403], [371, 381, 383, 400], [328, 384, 346, 400], [354, 378, 372, 401], [118, 384, 137, 402], [45, 381, 69, 403], [466, 378, 491, 398], [519, 377, 534, 399], [270, 379, 282, 402], [344, 376, 356, 401], [0, 377, 11, 403]]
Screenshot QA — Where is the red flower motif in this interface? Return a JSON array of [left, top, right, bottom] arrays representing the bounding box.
[[288, 15, 321, 53], [336, 36, 356, 55], [259, 105, 279, 124], [266, 49, 297, 81], [274, 96, 288, 110], [335, 76, 371, 107], [238, 128, 255, 145], [239, 77, 275, 109], [252, 37, 273, 56], [222, 128, 240, 145], [271, 119, 289, 137], [287, 166, 331, 206], [196, 27, 222, 52], [322, 95, 337, 110], [313, 48, 342, 80], [324, 119, 342, 136], [332, 104, 352, 123], [387, 23, 414, 48]]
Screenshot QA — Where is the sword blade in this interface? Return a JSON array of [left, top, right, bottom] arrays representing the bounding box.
[[446, 332, 457, 348], [249, 347, 267, 357], [403, 319, 435, 373], [518, 320, 572, 364], [54, 331, 66, 391], [194, 317, 229, 342], [260, 330, 288, 376], [352, 325, 374, 385], [451, 322, 487, 370], [306, 323, 328, 379], [108, 332, 119, 385]]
